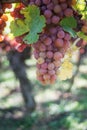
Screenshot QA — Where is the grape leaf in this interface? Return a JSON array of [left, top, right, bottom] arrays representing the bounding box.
[[62, 26, 77, 38], [60, 16, 77, 28], [77, 31, 87, 41], [60, 16, 77, 38], [10, 5, 46, 44], [10, 19, 29, 37], [23, 16, 45, 44], [21, 5, 46, 44]]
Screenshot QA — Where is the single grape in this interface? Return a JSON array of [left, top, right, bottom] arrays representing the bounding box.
[[54, 5, 62, 14], [37, 57, 45, 64], [39, 52, 46, 58], [48, 70, 55, 75], [44, 10, 52, 18], [54, 52, 63, 60], [46, 51, 53, 58], [44, 37, 52, 45], [47, 3, 54, 10], [61, 3, 67, 10], [41, 63, 48, 69], [64, 33, 71, 41], [55, 38, 64, 48], [43, 73, 50, 80], [51, 16, 60, 24], [64, 8, 73, 17], [48, 63, 55, 70], [39, 44, 46, 51], [53, 60, 61, 67], [57, 30, 65, 39]]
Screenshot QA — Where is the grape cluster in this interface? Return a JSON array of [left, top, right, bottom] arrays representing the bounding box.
[[33, 26, 71, 84], [28, 0, 73, 84]]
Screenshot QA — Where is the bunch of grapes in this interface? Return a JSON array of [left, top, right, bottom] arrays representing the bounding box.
[[33, 26, 71, 84], [27, 0, 73, 84]]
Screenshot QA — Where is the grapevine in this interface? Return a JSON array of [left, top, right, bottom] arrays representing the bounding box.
[[0, 0, 87, 85]]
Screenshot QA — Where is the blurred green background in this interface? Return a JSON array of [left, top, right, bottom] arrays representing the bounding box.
[[0, 50, 87, 130]]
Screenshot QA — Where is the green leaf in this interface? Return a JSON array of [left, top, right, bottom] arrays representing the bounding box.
[[62, 26, 77, 38], [60, 16, 77, 28], [23, 15, 45, 44], [10, 5, 46, 44], [10, 19, 29, 37], [22, 5, 46, 44], [77, 31, 87, 41]]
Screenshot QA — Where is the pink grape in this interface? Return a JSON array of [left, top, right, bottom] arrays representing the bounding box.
[[39, 44, 46, 51], [53, 61, 61, 67], [36, 63, 41, 69], [44, 37, 52, 45], [55, 38, 64, 48], [54, 52, 63, 60], [47, 3, 54, 10], [43, 74, 50, 80], [48, 63, 55, 70], [57, 30, 65, 39], [49, 27, 58, 34], [33, 50, 39, 59], [44, 10, 52, 18], [47, 44, 53, 51], [53, 5, 62, 14], [41, 63, 48, 69], [45, 58, 52, 63], [48, 70, 55, 75], [51, 16, 60, 24], [64, 8, 73, 17], [46, 51, 53, 58], [61, 3, 67, 10], [37, 57, 45, 64], [39, 52, 46, 58], [39, 69, 47, 75], [64, 34, 71, 41]]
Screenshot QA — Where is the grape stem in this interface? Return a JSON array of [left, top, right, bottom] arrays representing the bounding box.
[[1, 0, 29, 5], [73, 38, 81, 46]]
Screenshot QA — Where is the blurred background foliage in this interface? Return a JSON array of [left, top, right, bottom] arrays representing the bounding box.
[[0, 48, 87, 130]]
